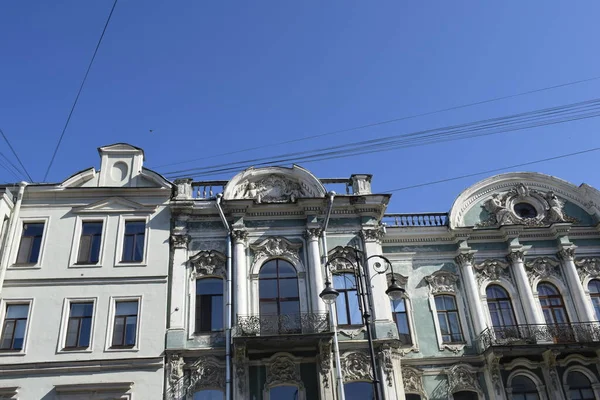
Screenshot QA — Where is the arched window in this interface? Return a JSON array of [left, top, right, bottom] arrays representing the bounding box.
[[196, 278, 224, 333], [567, 371, 595, 400], [269, 385, 300, 399], [588, 279, 600, 321], [486, 285, 516, 332], [343, 382, 373, 400], [259, 259, 300, 333], [333, 273, 361, 326], [511, 375, 540, 400], [391, 298, 411, 344], [193, 390, 224, 400], [453, 391, 478, 400], [434, 295, 464, 343], [538, 282, 569, 324]]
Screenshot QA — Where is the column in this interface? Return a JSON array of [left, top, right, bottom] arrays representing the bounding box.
[[361, 227, 392, 321], [232, 229, 249, 318], [170, 233, 190, 329], [558, 246, 597, 322], [507, 248, 546, 325], [455, 251, 487, 337], [306, 228, 327, 313]]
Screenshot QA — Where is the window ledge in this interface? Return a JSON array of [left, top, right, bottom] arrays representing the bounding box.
[[115, 262, 147, 268], [0, 350, 26, 356], [9, 264, 41, 270], [58, 348, 93, 354], [439, 343, 467, 353], [106, 346, 139, 353], [70, 263, 102, 269]]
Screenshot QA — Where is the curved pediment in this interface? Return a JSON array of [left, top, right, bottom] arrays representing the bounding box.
[[222, 165, 326, 203], [449, 172, 598, 229]]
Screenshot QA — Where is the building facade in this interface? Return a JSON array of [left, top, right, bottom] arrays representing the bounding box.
[[0, 144, 171, 399], [2, 142, 600, 400]]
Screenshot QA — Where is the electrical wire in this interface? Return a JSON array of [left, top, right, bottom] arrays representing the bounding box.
[[0, 128, 32, 181], [163, 98, 600, 179], [153, 75, 600, 169], [42, 0, 119, 182], [380, 147, 600, 193]]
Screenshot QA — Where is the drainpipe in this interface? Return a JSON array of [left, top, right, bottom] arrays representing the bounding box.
[[0, 182, 27, 298], [215, 194, 232, 400], [321, 191, 345, 400]]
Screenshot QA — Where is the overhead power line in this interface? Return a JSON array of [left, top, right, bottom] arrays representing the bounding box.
[[43, 0, 119, 182], [0, 128, 33, 182], [153, 74, 600, 169], [381, 147, 600, 193], [162, 97, 600, 179]]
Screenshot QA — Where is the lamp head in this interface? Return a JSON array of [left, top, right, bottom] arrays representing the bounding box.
[[319, 280, 339, 305]]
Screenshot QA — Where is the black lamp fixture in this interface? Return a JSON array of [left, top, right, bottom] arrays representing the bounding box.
[[319, 279, 340, 305]]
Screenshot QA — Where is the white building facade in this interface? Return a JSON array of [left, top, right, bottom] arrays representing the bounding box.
[[0, 144, 171, 399]]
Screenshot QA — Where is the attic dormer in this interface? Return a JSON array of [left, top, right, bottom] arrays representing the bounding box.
[[98, 143, 145, 187]]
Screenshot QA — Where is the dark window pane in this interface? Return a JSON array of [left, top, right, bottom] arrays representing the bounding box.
[[79, 318, 91, 347], [336, 295, 348, 325], [269, 385, 299, 399], [1, 321, 15, 349], [259, 260, 278, 278], [279, 279, 299, 298], [65, 319, 79, 347], [193, 390, 225, 400], [77, 235, 92, 263], [280, 301, 300, 316], [344, 382, 373, 400], [134, 236, 144, 260], [29, 236, 42, 263], [82, 222, 102, 235], [23, 223, 44, 236], [112, 317, 125, 346], [6, 304, 28, 319], [16, 236, 32, 263], [197, 279, 223, 295], [260, 302, 277, 316], [277, 262, 297, 278], [259, 279, 278, 299], [125, 221, 145, 234], [116, 301, 138, 316], [196, 279, 223, 333], [211, 296, 223, 330], [125, 316, 137, 345]]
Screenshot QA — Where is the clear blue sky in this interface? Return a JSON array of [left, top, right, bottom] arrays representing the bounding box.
[[1, 1, 600, 212]]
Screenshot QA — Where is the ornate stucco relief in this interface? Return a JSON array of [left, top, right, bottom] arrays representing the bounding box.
[[425, 270, 459, 294], [189, 250, 227, 279], [575, 257, 600, 283], [342, 351, 373, 383], [402, 366, 427, 399], [445, 364, 483, 397], [250, 237, 302, 267], [318, 340, 332, 388], [187, 357, 226, 393], [524, 257, 562, 286], [265, 354, 302, 388], [474, 259, 512, 285]]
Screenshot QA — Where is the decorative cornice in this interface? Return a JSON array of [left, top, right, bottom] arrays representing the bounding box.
[[250, 237, 302, 266], [425, 270, 459, 295], [189, 250, 227, 279], [474, 259, 511, 285]]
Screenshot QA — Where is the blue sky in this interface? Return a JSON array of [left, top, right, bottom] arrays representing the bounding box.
[[1, 1, 600, 212]]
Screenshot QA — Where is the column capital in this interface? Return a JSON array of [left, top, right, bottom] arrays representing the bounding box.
[[507, 249, 527, 263], [170, 234, 190, 249], [232, 229, 248, 244], [304, 227, 323, 241], [557, 246, 577, 261], [454, 252, 476, 267], [360, 226, 385, 243]]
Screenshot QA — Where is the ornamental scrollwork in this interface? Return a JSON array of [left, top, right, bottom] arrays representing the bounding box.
[[425, 270, 459, 294], [478, 183, 578, 227], [189, 250, 227, 279], [234, 344, 247, 394], [319, 340, 332, 388], [402, 366, 427, 399], [474, 259, 512, 285], [265, 354, 302, 388], [488, 355, 502, 395], [327, 246, 360, 272], [446, 364, 483, 396], [250, 237, 301, 267], [543, 350, 561, 391], [188, 356, 226, 393], [167, 353, 185, 386], [342, 351, 373, 383], [575, 257, 600, 283], [525, 257, 562, 285]]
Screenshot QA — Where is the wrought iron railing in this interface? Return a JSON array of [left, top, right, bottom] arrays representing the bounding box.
[[383, 212, 449, 227], [235, 313, 330, 336], [478, 323, 600, 352]]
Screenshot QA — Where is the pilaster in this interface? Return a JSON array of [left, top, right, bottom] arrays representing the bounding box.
[[360, 226, 392, 321], [170, 233, 190, 329], [454, 248, 486, 337], [507, 246, 545, 325], [232, 229, 249, 318], [557, 245, 597, 322], [305, 227, 327, 313]]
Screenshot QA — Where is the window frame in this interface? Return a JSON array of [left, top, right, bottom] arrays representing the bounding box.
[[391, 297, 412, 345], [588, 279, 600, 321], [195, 278, 225, 334], [434, 294, 465, 344], [10, 217, 50, 268], [0, 298, 33, 354], [507, 372, 544, 400], [332, 272, 362, 327], [485, 284, 518, 329], [58, 297, 97, 353], [114, 216, 150, 267], [537, 282, 570, 325], [105, 296, 142, 352], [69, 215, 108, 268], [258, 259, 301, 334]]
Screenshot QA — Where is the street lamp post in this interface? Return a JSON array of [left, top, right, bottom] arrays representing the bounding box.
[[319, 249, 404, 400]]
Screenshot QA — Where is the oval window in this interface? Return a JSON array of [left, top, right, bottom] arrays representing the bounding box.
[[514, 203, 537, 219]]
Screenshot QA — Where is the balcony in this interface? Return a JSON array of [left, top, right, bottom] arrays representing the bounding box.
[[478, 323, 600, 353], [383, 212, 449, 227], [235, 313, 330, 337]]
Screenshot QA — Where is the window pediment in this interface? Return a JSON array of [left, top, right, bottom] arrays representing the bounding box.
[[72, 197, 157, 214], [250, 237, 301, 267], [189, 250, 227, 279]]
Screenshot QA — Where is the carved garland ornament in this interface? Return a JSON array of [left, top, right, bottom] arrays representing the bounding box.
[[265, 354, 302, 387], [478, 183, 578, 227], [575, 257, 600, 284], [473, 259, 512, 285], [425, 270, 459, 294], [168, 353, 185, 386], [235, 344, 247, 394], [446, 364, 483, 397], [379, 345, 394, 387], [319, 340, 332, 388], [188, 356, 226, 393], [402, 366, 427, 399], [488, 355, 503, 395], [189, 250, 227, 279], [342, 351, 373, 383], [525, 257, 562, 285], [250, 237, 302, 267]]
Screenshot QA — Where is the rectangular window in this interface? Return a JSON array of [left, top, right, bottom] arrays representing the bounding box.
[[16, 222, 44, 264], [121, 221, 145, 262], [196, 279, 223, 332], [77, 221, 103, 264], [0, 304, 29, 351], [435, 295, 464, 343], [65, 302, 93, 349], [112, 300, 139, 347], [391, 299, 412, 345], [333, 273, 362, 326]]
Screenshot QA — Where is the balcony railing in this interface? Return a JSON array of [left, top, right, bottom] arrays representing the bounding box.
[[478, 323, 600, 352], [235, 313, 330, 337], [383, 212, 449, 227]]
